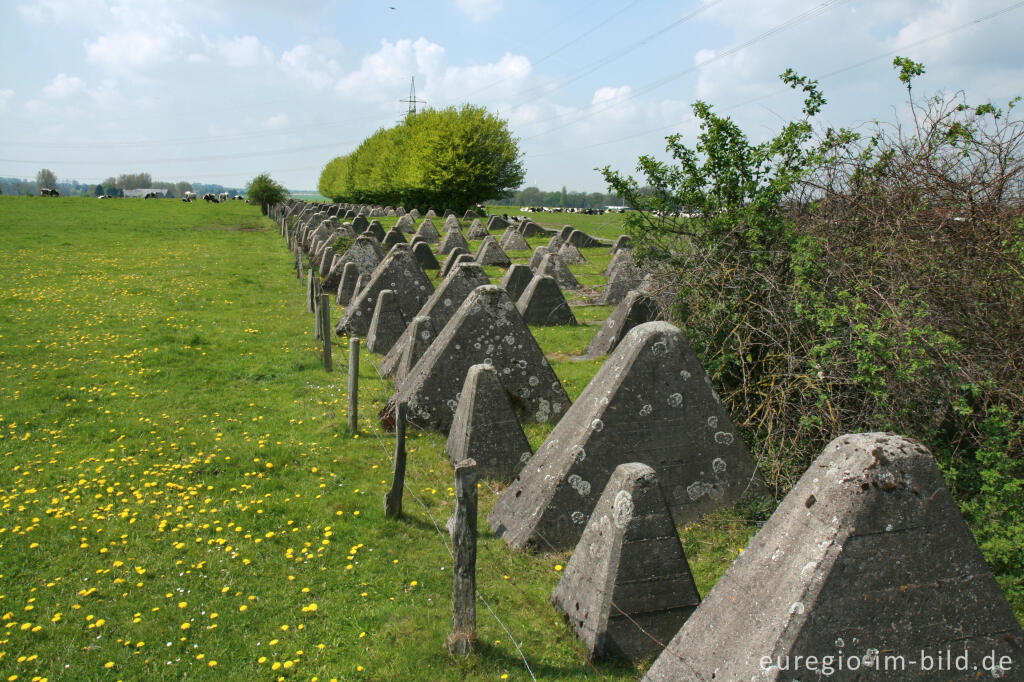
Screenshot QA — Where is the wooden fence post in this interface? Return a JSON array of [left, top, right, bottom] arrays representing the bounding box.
[[319, 293, 332, 372], [446, 458, 478, 656], [384, 402, 408, 518], [347, 338, 359, 434]]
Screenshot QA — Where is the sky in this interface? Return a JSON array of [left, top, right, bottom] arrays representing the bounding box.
[[1, 0, 1022, 193]]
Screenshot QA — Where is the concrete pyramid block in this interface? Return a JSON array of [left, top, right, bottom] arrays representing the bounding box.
[[418, 217, 438, 236], [386, 207, 397, 217], [519, 220, 545, 237], [487, 214, 508, 232], [528, 245, 552, 271], [604, 248, 634, 277], [558, 242, 587, 265], [443, 208, 456, 218], [331, 235, 385, 278], [444, 214, 461, 232], [351, 215, 369, 233], [609, 235, 631, 254], [445, 363, 534, 482], [408, 208, 421, 219], [475, 235, 512, 267], [439, 247, 470, 279], [366, 222, 387, 242], [382, 227, 407, 250], [499, 228, 530, 251], [462, 209, 479, 220], [438, 228, 469, 255], [552, 462, 701, 662], [366, 289, 407, 354], [643, 433, 1024, 681], [599, 264, 642, 305], [336, 261, 360, 306], [517, 275, 577, 326], [568, 229, 604, 248], [466, 219, 489, 240], [395, 214, 415, 233], [413, 219, 440, 243], [395, 206, 406, 216], [537, 252, 580, 289], [499, 263, 533, 303], [394, 315, 435, 386], [318, 246, 335, 277], [334, 243, 434, 337], [489, 321, 763, 550], [412, 241, 440, 270], [548, 234, 565, 250], [587, 291, 661, 357], [559, 225, 575, 242], [391, 285, 570, 433], [380, 262, 491, 378]]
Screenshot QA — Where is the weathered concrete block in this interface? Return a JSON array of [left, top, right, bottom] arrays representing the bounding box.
[[609, 235, 631, 254], [517, 275, 577, 326], [396, 214, 415, 233], [366, 289, 406, 355], [558, 243, 587, 265], [445, 363, 533, 482], [552, 462, 700, 662], [499, 263, 533, 303], [413, 219, 439, 243], [528, 245, 552, 271], [439, 228, 469, 256], [439, 247, 470, 279], [334, 243, 434, 337], [466, 219, 489, 240], [475, 235, 512, 267], [351, 214, 369, 233], [412, 241, 440, 270], [587, 291, 661, 357], [598, 264, 642, 305], [567, 229, 603, 248], [486, 214, 508, 232], [499, 228, 530, 251], [336, 261, 360, 306], [391, 285, 570, 433], [444, 214, 461, 232], [537, 253, 580, 289], [604, 248, 634, 277], [365, 222, 386, 243], [643, 433, 1024, 681], [380, 263, 491, 378], [382, 228, 407, 250], [394, 315, 435, 387], [409, 208, 421, 219], [329, 235, 385, 280], [490, 321, 763, 550]]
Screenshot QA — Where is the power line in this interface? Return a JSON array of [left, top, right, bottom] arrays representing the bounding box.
[[518, 0, 847, 141], [525, 0, 1024, 158]]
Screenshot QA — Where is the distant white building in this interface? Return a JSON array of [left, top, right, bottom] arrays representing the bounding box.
[[123, 188, 168, 198]]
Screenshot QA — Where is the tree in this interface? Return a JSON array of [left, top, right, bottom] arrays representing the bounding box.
[[246, 172, 287, 214], [36, 168, 57, 191], [94, 184, 105, 197], [318, 104, 524, 212], [116, 172, 152, 190]]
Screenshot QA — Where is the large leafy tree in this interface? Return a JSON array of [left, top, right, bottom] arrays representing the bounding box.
[[319, 104, 524, 211]]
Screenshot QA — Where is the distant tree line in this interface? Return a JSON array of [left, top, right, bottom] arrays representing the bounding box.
[[318, 104, 524, 213], [486, 185, 625, 209], [0, 170, 240, 198]]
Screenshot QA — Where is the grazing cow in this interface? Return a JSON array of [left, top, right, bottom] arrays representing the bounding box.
[[233, 194, 243, 200], [203, 193, 219, 203], [144, 192, 158, 199], [218, 192, 229, 203], [39, 188, 59, 197], [184, 191, 196, 201]]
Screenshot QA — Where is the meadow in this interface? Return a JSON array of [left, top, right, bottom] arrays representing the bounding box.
[[0, 198, 754, 681]]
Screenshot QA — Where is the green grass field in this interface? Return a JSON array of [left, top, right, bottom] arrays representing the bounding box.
[[0, 197, 758, 681]]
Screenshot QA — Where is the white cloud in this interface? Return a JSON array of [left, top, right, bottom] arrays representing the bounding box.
[[209, 35, 274, 69], [0, 89, 14, 107], [187, 53, 210, 64], [16, 0, 82, 23], [279, 45, 338, 90], [263, 113, 288, 129], [43, 73, 85, 99], [86, 30, 180, 69], [455, 0, 503, 22], [335, 38, 444, 103]]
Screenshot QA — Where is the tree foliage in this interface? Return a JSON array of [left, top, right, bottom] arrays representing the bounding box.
[[318, 104, 524, 212], [36, 168, 57, 191], [246, 172, 287, 213], [602, 63, 1024, 614]]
